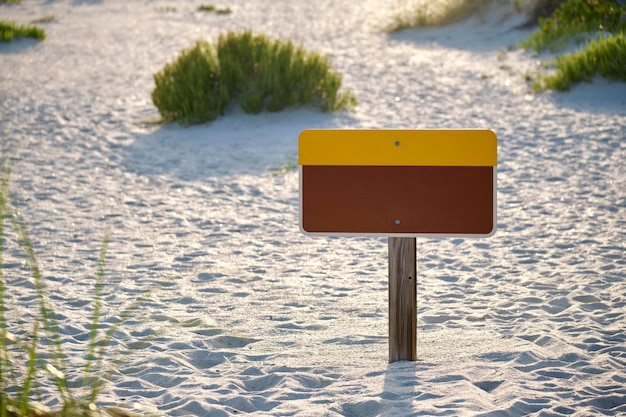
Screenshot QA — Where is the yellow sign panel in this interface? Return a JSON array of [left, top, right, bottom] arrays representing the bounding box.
[[298, 129, 497, 167]]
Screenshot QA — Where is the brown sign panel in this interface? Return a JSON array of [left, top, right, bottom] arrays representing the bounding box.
[[300, 165, 495, 236]]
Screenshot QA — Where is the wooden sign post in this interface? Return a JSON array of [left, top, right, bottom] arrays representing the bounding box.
[[298, 129, 497, 362], [388, 236, 417, 362]]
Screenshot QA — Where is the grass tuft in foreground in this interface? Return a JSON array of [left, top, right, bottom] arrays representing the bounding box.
[[0, 142, 150, 417], [0, 19, 45, 42], [151, 30, 356, 125]]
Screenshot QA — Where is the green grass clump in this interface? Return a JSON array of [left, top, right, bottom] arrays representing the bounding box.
[[0, 143, 148, 417], [197, 4, 232, 14], [520, 0, 626, 91], [386, 0, 496, 32], [151, 30, 356, 125], [0, 19, 46, 42], [520, 0, 626, 52], [152, 40, 229, 125], [217, 31, 355, 113], [533, 33, 626, 90]]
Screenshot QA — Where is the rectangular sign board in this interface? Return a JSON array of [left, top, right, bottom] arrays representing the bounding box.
[[299, 129, 497, 237]]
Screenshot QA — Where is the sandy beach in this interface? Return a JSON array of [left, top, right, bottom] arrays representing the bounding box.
[[1, 0, 626, 415]]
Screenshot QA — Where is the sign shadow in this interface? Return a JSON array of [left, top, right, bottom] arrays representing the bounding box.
[[380, 360, 439, 415]]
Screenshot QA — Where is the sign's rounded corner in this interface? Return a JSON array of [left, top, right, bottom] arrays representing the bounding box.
[[485, 129, 497, 139], [298, 129, 314, 140], [298, 223, 315, 237], [484, 224, 497, 238]]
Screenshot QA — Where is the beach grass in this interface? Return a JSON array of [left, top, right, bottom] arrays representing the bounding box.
[[197, 4, 232, 14], [385, 0, 577, 33], [0, 144, 149, 417], [0, 19, 46, 42], [152, 30, 356, 125], [520, 0, 626, 90], [152, 40, 228, 125], [520, 0, 625, 52], [532, 32, 626, 90], [386, 0, 500, 32]]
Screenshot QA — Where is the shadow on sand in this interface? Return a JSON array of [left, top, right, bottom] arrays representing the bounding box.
[[121, 107, 352, 181]]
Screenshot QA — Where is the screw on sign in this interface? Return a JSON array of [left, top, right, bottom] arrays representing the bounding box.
[[298, 129, 497, 362]]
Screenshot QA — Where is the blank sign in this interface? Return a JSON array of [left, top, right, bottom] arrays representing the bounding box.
[[299, 130, 497, 237]]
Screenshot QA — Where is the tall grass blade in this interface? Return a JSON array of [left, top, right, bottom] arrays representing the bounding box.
[[0, 138, 20, 417], [6, 209, 74, 408], [83, 233, 110, 389], [87, 291, 157, 405], [1, 141, 46, 414], [20, 322, 39, 417]]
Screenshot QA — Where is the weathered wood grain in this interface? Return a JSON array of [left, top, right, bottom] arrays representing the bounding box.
[[388, 237, 417, 362]]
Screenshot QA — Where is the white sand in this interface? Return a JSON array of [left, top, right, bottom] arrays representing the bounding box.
[[1, 0, 625, 415]]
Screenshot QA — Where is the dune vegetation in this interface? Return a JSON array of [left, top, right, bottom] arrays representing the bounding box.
[[0, 19, 45, 42], [386, 0, 626, 91], [385, 0, 520, 32], [521, 0, 626, 91], [151, 30, 356, 125]]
